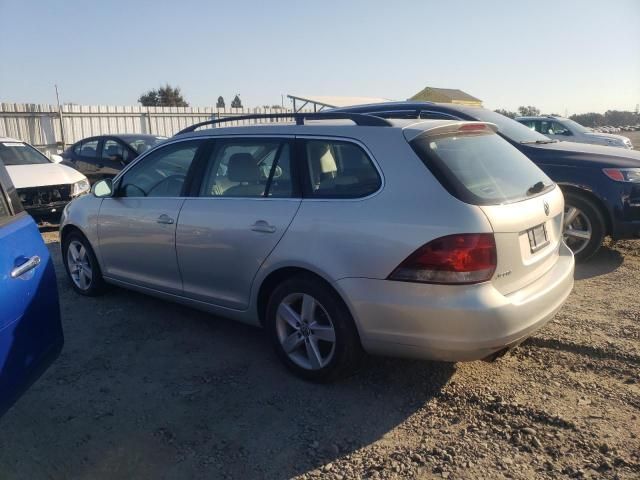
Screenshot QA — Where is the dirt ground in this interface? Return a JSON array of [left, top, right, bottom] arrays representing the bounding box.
[[0, 230, 638, 480]]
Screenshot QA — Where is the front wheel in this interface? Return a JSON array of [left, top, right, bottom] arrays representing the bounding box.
[[265, 274, 363, 382], [62, 231, 106, 296], [562, 192, 606, 261]]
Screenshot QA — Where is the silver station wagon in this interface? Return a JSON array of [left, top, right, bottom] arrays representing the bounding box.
[[60, 113, 575, 381]]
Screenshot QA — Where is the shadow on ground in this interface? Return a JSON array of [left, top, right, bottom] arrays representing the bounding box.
[[574, 245, 623, 280], [0, 240, 455, 480]]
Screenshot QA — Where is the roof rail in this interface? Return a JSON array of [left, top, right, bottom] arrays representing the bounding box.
[[175, 112, 392, 135], [334, 106, 439, 120]]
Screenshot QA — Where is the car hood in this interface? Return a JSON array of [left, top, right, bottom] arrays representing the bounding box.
[[583, 132, 630, 143], [6, 163, 87, 189], [526, 139, 640, 168]]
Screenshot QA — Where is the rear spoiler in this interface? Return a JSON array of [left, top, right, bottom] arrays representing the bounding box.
[[403, 121, 498, 142]]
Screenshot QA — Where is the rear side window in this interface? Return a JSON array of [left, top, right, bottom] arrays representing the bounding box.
[[304, 140, 381, 198], [411, 131, 552, 205]]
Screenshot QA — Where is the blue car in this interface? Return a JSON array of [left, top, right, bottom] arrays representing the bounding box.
[[0, 159, 63, 418], [335, 102, 640, 260]]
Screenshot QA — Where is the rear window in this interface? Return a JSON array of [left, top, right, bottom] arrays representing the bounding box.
[[0, 142, 50, 166], [411, 131, 553, 205]]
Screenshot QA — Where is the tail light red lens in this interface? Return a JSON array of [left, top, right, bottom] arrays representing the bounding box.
[[388, 234, 497, 284]]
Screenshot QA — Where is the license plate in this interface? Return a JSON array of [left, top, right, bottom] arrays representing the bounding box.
[[527, 223, 549, 253]]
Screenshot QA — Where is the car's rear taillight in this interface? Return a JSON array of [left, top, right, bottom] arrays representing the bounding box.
[[388, 234, 497, 284]]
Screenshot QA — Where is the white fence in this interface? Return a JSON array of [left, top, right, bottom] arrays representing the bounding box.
[[0, 103, 302, 156]]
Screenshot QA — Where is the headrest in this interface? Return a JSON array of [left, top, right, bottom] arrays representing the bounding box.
[[227, 153, 258, 182], [308, 143, 337, 174]]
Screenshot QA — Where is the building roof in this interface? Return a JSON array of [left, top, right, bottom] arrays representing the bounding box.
[[409, 87, 481, 104], [287, 94, 394, 109]]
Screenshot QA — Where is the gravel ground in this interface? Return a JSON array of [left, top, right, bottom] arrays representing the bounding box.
[[0, 230, 638, 480]]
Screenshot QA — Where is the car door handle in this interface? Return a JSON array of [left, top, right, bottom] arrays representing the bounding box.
[[157, 214, 175, 225], [11, 255, 41, 279], [251, 220, 276, 233]]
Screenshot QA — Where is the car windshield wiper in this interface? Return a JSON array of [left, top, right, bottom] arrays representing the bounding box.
[[526, 181, 546, 196], [520, 139, 558, 144]]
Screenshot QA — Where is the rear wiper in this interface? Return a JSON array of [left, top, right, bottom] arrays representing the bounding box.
[[520, 139, 558, 144], [527, 181, 546, 195]]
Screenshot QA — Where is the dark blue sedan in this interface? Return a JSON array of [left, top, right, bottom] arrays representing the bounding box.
[[0, 160, 63, 418], [335, 102, 640, 260]]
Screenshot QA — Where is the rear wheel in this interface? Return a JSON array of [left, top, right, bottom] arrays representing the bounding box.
[[62, 231, 106, 296], [266, 274, 362, 382], [562, 192, 606, 261]]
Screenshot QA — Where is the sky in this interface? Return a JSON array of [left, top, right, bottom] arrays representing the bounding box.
[[1, 0, 639, 115]]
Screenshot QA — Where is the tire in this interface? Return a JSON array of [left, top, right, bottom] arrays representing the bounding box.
[[62, 231, 106, 296], [562, 192, 606, 261], [265, 274, 363, 382]]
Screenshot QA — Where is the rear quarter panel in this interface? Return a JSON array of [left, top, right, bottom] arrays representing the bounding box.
[[256, 129, 493, 285]]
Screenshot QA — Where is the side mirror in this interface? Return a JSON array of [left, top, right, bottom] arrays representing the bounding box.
[[92, 178, 114, 198], [51, 154, 64, 163]]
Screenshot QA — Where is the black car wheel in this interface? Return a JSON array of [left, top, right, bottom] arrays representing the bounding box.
[[562, 192, 606, 261], [62, 231, 106, 296], [266, 274, 363, 382]]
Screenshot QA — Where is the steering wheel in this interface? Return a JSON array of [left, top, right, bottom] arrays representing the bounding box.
[[121, 183, 147, 197], [147, 174, 186, 196]]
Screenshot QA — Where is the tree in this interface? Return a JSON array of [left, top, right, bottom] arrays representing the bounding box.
[[138, 84, 189, 107], [569, 112, 605, 127], [494, 108, 517, 119], [518, 106, 540, 117], [216, 96, 225, 108], [231, 95, 242, 108]]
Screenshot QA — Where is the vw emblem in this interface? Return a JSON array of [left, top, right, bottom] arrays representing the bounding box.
[[543, 201, 550, 216]]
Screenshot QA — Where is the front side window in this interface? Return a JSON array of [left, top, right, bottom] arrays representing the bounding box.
[[550, 121, 572, 136], [199, 139, 292, 198], [304, 140, 381, 198], [125, 136, 167, 155], [0, 142, 50, 166], [102, 140, 125, 160], [79, 139, 99, 158], [118, 140, 202, 197]]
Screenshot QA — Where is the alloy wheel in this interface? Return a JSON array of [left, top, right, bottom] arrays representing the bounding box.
[[67, 240, 93, 290], [275, 293, 336, 370], [563, 205, 593, 255]]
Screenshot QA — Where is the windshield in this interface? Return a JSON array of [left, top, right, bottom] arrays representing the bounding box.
[[465, 109, 552, 143], [125, 136, 167, 155], [411, 131, 553, 205], [0, 141, 51, 166], [561, 118, 591, 134]]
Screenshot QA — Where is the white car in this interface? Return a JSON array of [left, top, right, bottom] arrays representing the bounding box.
[[516, 116, 633, 149], [0, 137, 90, 222]]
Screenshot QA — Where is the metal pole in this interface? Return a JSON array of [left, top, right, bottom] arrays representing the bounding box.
[[55, 84, 66, 150], [147, 108, 152, 134]]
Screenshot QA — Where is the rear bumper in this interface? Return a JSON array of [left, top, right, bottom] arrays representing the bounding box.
[[336, 242, 575, 362]]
